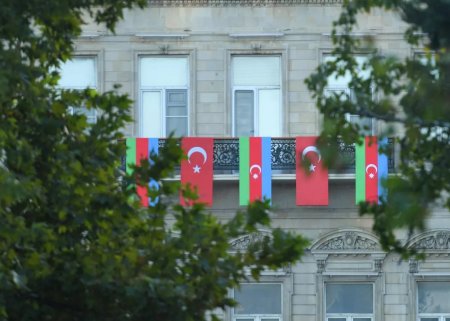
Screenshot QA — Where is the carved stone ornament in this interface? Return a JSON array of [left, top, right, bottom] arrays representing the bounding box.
[[310, 228, 385, 274], [407, 229, 450, 251], [312, 230, 379, 251], [409, 259, 419, 274], [229, 230, 272, 251]]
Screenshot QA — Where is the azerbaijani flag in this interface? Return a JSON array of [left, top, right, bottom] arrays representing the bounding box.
[[239, 137, 272, 205], [126, 138, 159, 207], [355, 136, 388, 204]]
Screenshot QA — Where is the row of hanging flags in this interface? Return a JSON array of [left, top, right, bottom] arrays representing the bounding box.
[[126, 136, 388, 207]]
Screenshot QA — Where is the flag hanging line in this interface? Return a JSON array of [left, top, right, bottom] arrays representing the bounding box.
[[126, 136, 389, 207]]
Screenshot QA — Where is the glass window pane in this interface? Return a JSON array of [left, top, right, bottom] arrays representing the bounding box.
[[234, 284, 281, 315], [354, 318, 372, 321], [418, 282, 450, 313], [326, 284, 373, 314], [234, 90, 254, 137], [142, 91, 162, 137], [348, 115, 373, 136], [140, 57, 188, 87], [71, 107, 97, 124], [419, 318, 439, 321], [258, 89, 281, 136], [328, 318, 346, 321], [166, 90, 187, 116], [262, 319, 280, 321], [59, 57, 96, 88], [233, 56, 280, 86], [236, 319, 254, 321], [166, 117, 187, 137], [325, 55, 369, 88]]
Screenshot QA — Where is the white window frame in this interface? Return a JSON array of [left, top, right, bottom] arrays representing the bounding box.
[[58, 56, 98, 124], [231, 55, 282, 137], [323, 54, 376, 136], [138, 56, 190, 137], [416, 281, 450, 321], [232, 283, 283, 321], [324, 282, 374, 321]]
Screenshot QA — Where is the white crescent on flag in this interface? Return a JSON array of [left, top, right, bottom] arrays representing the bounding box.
[[249, 164, 262, 179], [187, 146, 207, 164], [366, 163, 378, 179], [302, 146, 322, 162]]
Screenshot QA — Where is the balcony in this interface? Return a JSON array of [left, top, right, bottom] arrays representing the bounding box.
[[121, 137, 395, 178]]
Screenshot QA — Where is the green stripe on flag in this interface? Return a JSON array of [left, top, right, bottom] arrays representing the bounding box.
[[126, 138, 136, 175], [239, 137, 249, 206], [355, 138, 365, 204]]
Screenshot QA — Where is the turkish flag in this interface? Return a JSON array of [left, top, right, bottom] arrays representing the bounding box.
[[296, 136, 328, 206], [180, 137, 214, 206], [249, 137, 263, 202], [365, 136, 378, 203]]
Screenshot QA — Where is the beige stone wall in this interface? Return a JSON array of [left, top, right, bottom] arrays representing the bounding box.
[[76, 4, 450, 321]]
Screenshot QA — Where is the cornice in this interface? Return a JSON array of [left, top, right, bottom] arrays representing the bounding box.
[[148, 0, 342, 7]]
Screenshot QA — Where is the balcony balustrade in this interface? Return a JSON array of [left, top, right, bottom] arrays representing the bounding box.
[[121, 137, 395, 175]]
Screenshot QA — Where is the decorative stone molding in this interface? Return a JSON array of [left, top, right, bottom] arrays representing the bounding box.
[[407, 229, 450, 251], [148, 0, 342, 7], [229, 230, 272, 251], [409, 259, 419, 273], [310, 228, 386, 274]]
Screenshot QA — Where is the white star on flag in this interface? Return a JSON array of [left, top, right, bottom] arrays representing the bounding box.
[[193, 165, 201, 173]]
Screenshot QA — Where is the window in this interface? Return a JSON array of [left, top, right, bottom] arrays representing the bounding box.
[[325, 55, 374, 135], [417, 282, 450, 321], [233, 283, 282, 321], [139, 56, 189, 137], [232, 56, 282, 137], [325, 283, 374, 321], [59, 57, 98, 124]]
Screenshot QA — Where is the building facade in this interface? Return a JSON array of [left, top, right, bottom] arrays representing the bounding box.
[[66, 1, 450, 320]]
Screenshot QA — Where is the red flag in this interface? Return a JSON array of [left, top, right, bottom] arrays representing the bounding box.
[[365, 136, 378, 203], [249, 137, 263, 203], [180, 137, 214, 206], [296, 136, 328, 206], [136, 138, 149, 207]]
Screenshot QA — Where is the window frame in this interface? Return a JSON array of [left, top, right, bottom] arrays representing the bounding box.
[[230, 54, 283, 137], [416, 280, 450, 321], [58, 55, 100, 124], [324, 282, 375, 321], [322, 53, 377, 136], [138, 55, 190, 137], [232, 282, 283, 321]]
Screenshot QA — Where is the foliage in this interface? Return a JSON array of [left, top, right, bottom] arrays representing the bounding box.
[[0, 1, 308, 320], [306, 0, 450, 257]]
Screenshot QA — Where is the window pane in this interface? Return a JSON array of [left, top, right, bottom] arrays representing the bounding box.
[[419, 318, 439, 321], [166, 90, 187, 116], [59, 57, 96, 88], [258, 89, 281, 136], [418, 282, 450, 313], [233, 56, 280, 86], [234, 90, 254, 136], [354, 318, 372, 321], [326, 284, 373, 314], [262, 319, 280, 321], [140, 57, 188, 87], [142, 91, 162, 137], [325, 55, 370, 88], [234, 284, 281, 315], [71, 107, 97, 124], [236, 319, 254, 321], [348, 115, 373, 136], [166, 117, 187, 137], [328, 318, 346, 321]]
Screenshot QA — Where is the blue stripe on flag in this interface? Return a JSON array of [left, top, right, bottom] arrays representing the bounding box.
[[148, 138, 159, 207], [378, 137, 388, 204], [261, 137, 272, 204]]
